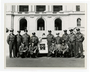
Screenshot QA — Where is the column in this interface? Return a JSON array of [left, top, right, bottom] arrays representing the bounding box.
[[29, 5, 31, 12], [11, 15, 14, 29]]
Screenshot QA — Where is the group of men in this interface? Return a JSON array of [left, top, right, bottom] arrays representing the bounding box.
[[7, 28, 85, 58]]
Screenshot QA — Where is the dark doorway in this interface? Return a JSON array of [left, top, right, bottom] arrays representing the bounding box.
[[55, 18, 62, 30], [37, 18, 45, 30], [20, 18, 27, 31]]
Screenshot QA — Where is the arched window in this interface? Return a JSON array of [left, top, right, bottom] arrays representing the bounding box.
[[20, 18, 27, 31], [55, 18, 62, 30], [77, 18, 81, 26], [37, 18, 45, 30]]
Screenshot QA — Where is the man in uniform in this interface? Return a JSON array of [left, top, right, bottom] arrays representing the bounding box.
[[30, 32, 39, 57], [16, 30, 22, 57], [22, 30, 30, 47], [68, 29, 76, 57], [55, 33, 62, 57], [47, 30, 54, 49], [30, 32, 39, 46], [7, 29, 16, 58], [62, 30, 69, 44], [47, 30, 54, 56], [75, 28, 84, 58]]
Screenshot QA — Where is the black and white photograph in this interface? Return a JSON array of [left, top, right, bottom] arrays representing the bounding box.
[[5, 3, 86, 68]]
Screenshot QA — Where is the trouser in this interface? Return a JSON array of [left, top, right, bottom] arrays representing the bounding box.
[[16, 42, 21, 57], [76, 42, 83, 56], [9, 42, 16, 58], [69, 42, 76, 57]]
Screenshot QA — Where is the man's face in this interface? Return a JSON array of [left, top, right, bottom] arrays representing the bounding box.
[[77, 30, 80, 33], [64, 32, 67, 34], [25, 32, 27, 34], [70, 31, 73, 34], [10, 31, 13, 34], [49, 32, 51, 34], [62, 43, 65, 45]]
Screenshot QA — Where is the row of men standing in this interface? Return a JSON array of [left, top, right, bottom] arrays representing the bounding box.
[[47, 29, 84, 58], [7, 28, 84, 58], [7, 29, 39, 58]]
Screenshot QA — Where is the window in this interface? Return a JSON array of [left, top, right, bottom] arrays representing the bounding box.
[[36, 5, 46, 12], [37, 18, 45, 30], [55, 18, 62, 30], [53, 5, 62, 12], [77, 18, 81, 26], [76, 5, 80, 11], [20, 18, 27, 30], [19, 5, 29, 12]]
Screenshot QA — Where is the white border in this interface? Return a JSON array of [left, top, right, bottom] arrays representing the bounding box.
[[0, 0, 90, 72]]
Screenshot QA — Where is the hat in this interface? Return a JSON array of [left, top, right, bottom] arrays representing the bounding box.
[[17, 30, 21, 33], [24, 29, 28, 32], [69, 29, 73, 32], [10, 29, 14, 32], [56, 33, 59, 35], [76, 28, 80, 31], [32, 32, 35, 35], [48, 30, 51, 32], [42, 33, 45, 35], [64, 30, 67, 32]]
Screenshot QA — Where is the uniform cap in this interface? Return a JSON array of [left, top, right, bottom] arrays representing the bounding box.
[[56, 33, 59, 35], [76, 28, 80, 31], [64, 30, 67, 32], [10, 29, 14, 32], [69, 29, 73, 32], [32, 32, 35, 35], [48, 30, 51, 32]]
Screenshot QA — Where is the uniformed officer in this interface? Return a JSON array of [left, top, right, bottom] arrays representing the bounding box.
[[75, 28, 84, 58], [30, 32, 39, 46], [47, 30, 54, 49], [19, 43, 28, 58], [60, 40, 69, 57], [62, 30, 69, 44], [16, 30, 22, 57], [48, 40, 56, 57], [7, 29, 16, 58], [22, 30, 30, 47], [55, 33, 62, 44], [68, 29, 76, 57], [55, 33, 62, 57]]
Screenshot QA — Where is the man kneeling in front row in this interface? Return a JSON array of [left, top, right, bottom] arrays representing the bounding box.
[[19, 43, 28, 58], [60, 40, 69, 57]]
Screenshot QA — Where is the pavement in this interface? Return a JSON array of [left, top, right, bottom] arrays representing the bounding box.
[[6, 56, 85, 67]]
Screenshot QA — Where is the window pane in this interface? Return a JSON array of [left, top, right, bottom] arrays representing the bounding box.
[[36, 5, 46, 12], [53, 5, 62, 12], [76, 5, 80, 11], [77, 18, 81, 26], [19, 5, 29, 12]]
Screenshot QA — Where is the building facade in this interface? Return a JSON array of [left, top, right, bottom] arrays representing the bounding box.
[[6, 3, 86, 37]]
